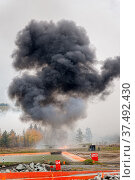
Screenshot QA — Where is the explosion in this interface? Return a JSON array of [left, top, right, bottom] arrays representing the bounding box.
[[9, 20, 120, 128]]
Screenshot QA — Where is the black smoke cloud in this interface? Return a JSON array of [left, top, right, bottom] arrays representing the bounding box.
[[9, 20, 120, 127]]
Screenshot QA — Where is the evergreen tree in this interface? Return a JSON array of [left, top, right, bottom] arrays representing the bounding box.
[[76, 128, 83, 143], [9, 129, 17, 147], [23, 130, 26, 147], [85, 128, 92, 143], [29, 124, 33, 129], [0, 131, 10, 148], [34, 124, 38, 130]]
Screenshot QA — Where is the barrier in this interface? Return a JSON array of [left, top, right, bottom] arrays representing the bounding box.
[[55, 160, 61, 171], [0, 170, 120, 180], [90, 153, 98, 161], [20, 175, 96, 180]]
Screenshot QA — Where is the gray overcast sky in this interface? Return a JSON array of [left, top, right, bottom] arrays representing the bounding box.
[[0, 0, 119, 137]]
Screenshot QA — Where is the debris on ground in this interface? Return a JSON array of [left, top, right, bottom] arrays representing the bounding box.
[[0, 163, 48, 173], [94, 173, 120, 180], [104, 174, 120, 180]]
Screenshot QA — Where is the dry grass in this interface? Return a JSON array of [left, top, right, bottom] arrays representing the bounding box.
[[0, 148, 51, 154]]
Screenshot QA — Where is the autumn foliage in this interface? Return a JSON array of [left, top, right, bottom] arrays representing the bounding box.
[[24, 128, 43, 147], [0, 125, 43, 148]]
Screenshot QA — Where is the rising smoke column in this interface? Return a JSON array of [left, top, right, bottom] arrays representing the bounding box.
[[9, 20, 120, 127]]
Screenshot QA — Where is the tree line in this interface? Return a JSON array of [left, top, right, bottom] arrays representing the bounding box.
[[0, 126, 93, 148], [75, 128, 92, 143], [0, 124, 43, 148]]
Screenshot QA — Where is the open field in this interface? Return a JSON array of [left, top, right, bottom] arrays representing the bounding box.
[[0, 154, 69, 164], [0, 144, 120, 172], [0, 144, 120, 154], [0, 148, 51, 154]]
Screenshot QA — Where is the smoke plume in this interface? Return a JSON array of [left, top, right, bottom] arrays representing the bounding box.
[[9, 20, 120, 127]]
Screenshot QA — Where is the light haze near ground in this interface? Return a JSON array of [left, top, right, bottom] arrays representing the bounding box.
[[0, 0, 119, 137]]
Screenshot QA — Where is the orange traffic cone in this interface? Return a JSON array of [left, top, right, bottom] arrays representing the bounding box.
[[101, 172, 104, 180]]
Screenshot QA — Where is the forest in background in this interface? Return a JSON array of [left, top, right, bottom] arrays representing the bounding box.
[[0, 124, 43, 148]]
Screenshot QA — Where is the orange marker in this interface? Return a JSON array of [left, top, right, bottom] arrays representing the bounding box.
[[101, 172, 104, 180]]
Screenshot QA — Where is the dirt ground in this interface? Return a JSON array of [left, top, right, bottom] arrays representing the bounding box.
[[68, 145, 120, 170], [73, 151, 119, 163], [0, 144, 120, 171]]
